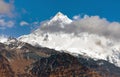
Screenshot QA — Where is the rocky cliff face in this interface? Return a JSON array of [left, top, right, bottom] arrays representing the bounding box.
[[30, 53, 102, 77], [0, 55, 14, 77], [0, 42, 120, 77], [0, 41, 61, 77]]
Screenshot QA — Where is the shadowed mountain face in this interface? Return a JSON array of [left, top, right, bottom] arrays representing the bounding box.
[[30, 53, 102, 77], [0, 55, 14, 77], [0, 42, 60, 77], [0, 42, 120, 77], [78, 55, 120, 77]]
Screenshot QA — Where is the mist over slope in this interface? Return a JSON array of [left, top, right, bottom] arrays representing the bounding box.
[[40, 13, 120, 40]]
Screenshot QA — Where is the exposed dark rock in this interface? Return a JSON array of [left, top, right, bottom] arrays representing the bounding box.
[[0, 42, 120, 77], [30, 53, 102, 77], [78, 54, 120, 77], [0, 55, 14, 77]]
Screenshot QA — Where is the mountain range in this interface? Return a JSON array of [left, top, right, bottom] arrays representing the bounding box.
[[0, 12, 120, 77], [19, 12, 120, 67]]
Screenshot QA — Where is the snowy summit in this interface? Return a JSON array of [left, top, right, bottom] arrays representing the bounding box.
[[48, 12, 72, 25], [19, 12, 120, 67]]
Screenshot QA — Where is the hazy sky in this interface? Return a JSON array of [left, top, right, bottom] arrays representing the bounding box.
[[0, 0, 120, 37]]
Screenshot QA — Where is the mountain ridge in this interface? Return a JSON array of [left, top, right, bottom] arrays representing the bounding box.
[[0, 40, 120, 77], [18, 12, 120, 67], [1, 12, 120, 68]]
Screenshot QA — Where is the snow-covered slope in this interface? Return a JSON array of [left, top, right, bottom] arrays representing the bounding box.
[[0, 35, 8, 43], [41, 12, 72, 29], [18, 12, 120, 67]]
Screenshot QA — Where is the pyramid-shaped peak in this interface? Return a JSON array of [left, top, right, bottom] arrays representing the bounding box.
[[56, 12, 64, 16], [49, 12, 72, 24]]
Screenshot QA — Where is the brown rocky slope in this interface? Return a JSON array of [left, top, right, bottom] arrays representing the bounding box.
[[0, 42, 120, 77], [0, 54, 14, 77], [30, 53, 102, 77]]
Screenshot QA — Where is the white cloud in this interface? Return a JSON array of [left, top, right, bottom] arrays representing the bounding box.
[[73, 15, 81, 20], [0, 0, 14, 15], [72, 15, 120, 39], [0, 0, 15, 29], [72, 15, 120, 40], [20, 21, 29, 26], [0, 19, 14, 29], [40, 14, 120, 40]]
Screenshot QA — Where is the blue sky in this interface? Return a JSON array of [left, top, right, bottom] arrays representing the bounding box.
[[0, 0, 120, 37]]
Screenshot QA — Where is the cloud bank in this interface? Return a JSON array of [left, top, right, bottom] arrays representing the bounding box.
[[73, 15, 120, 39], [0, 0, 14, 15], [0, 19, 14, 29], [0, 0, 15, 29], [40, 15, 120, 40]]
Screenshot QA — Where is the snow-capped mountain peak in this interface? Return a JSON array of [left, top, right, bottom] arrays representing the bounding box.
[[18, 12, 120, 67], [48, 12, 72, 24]]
